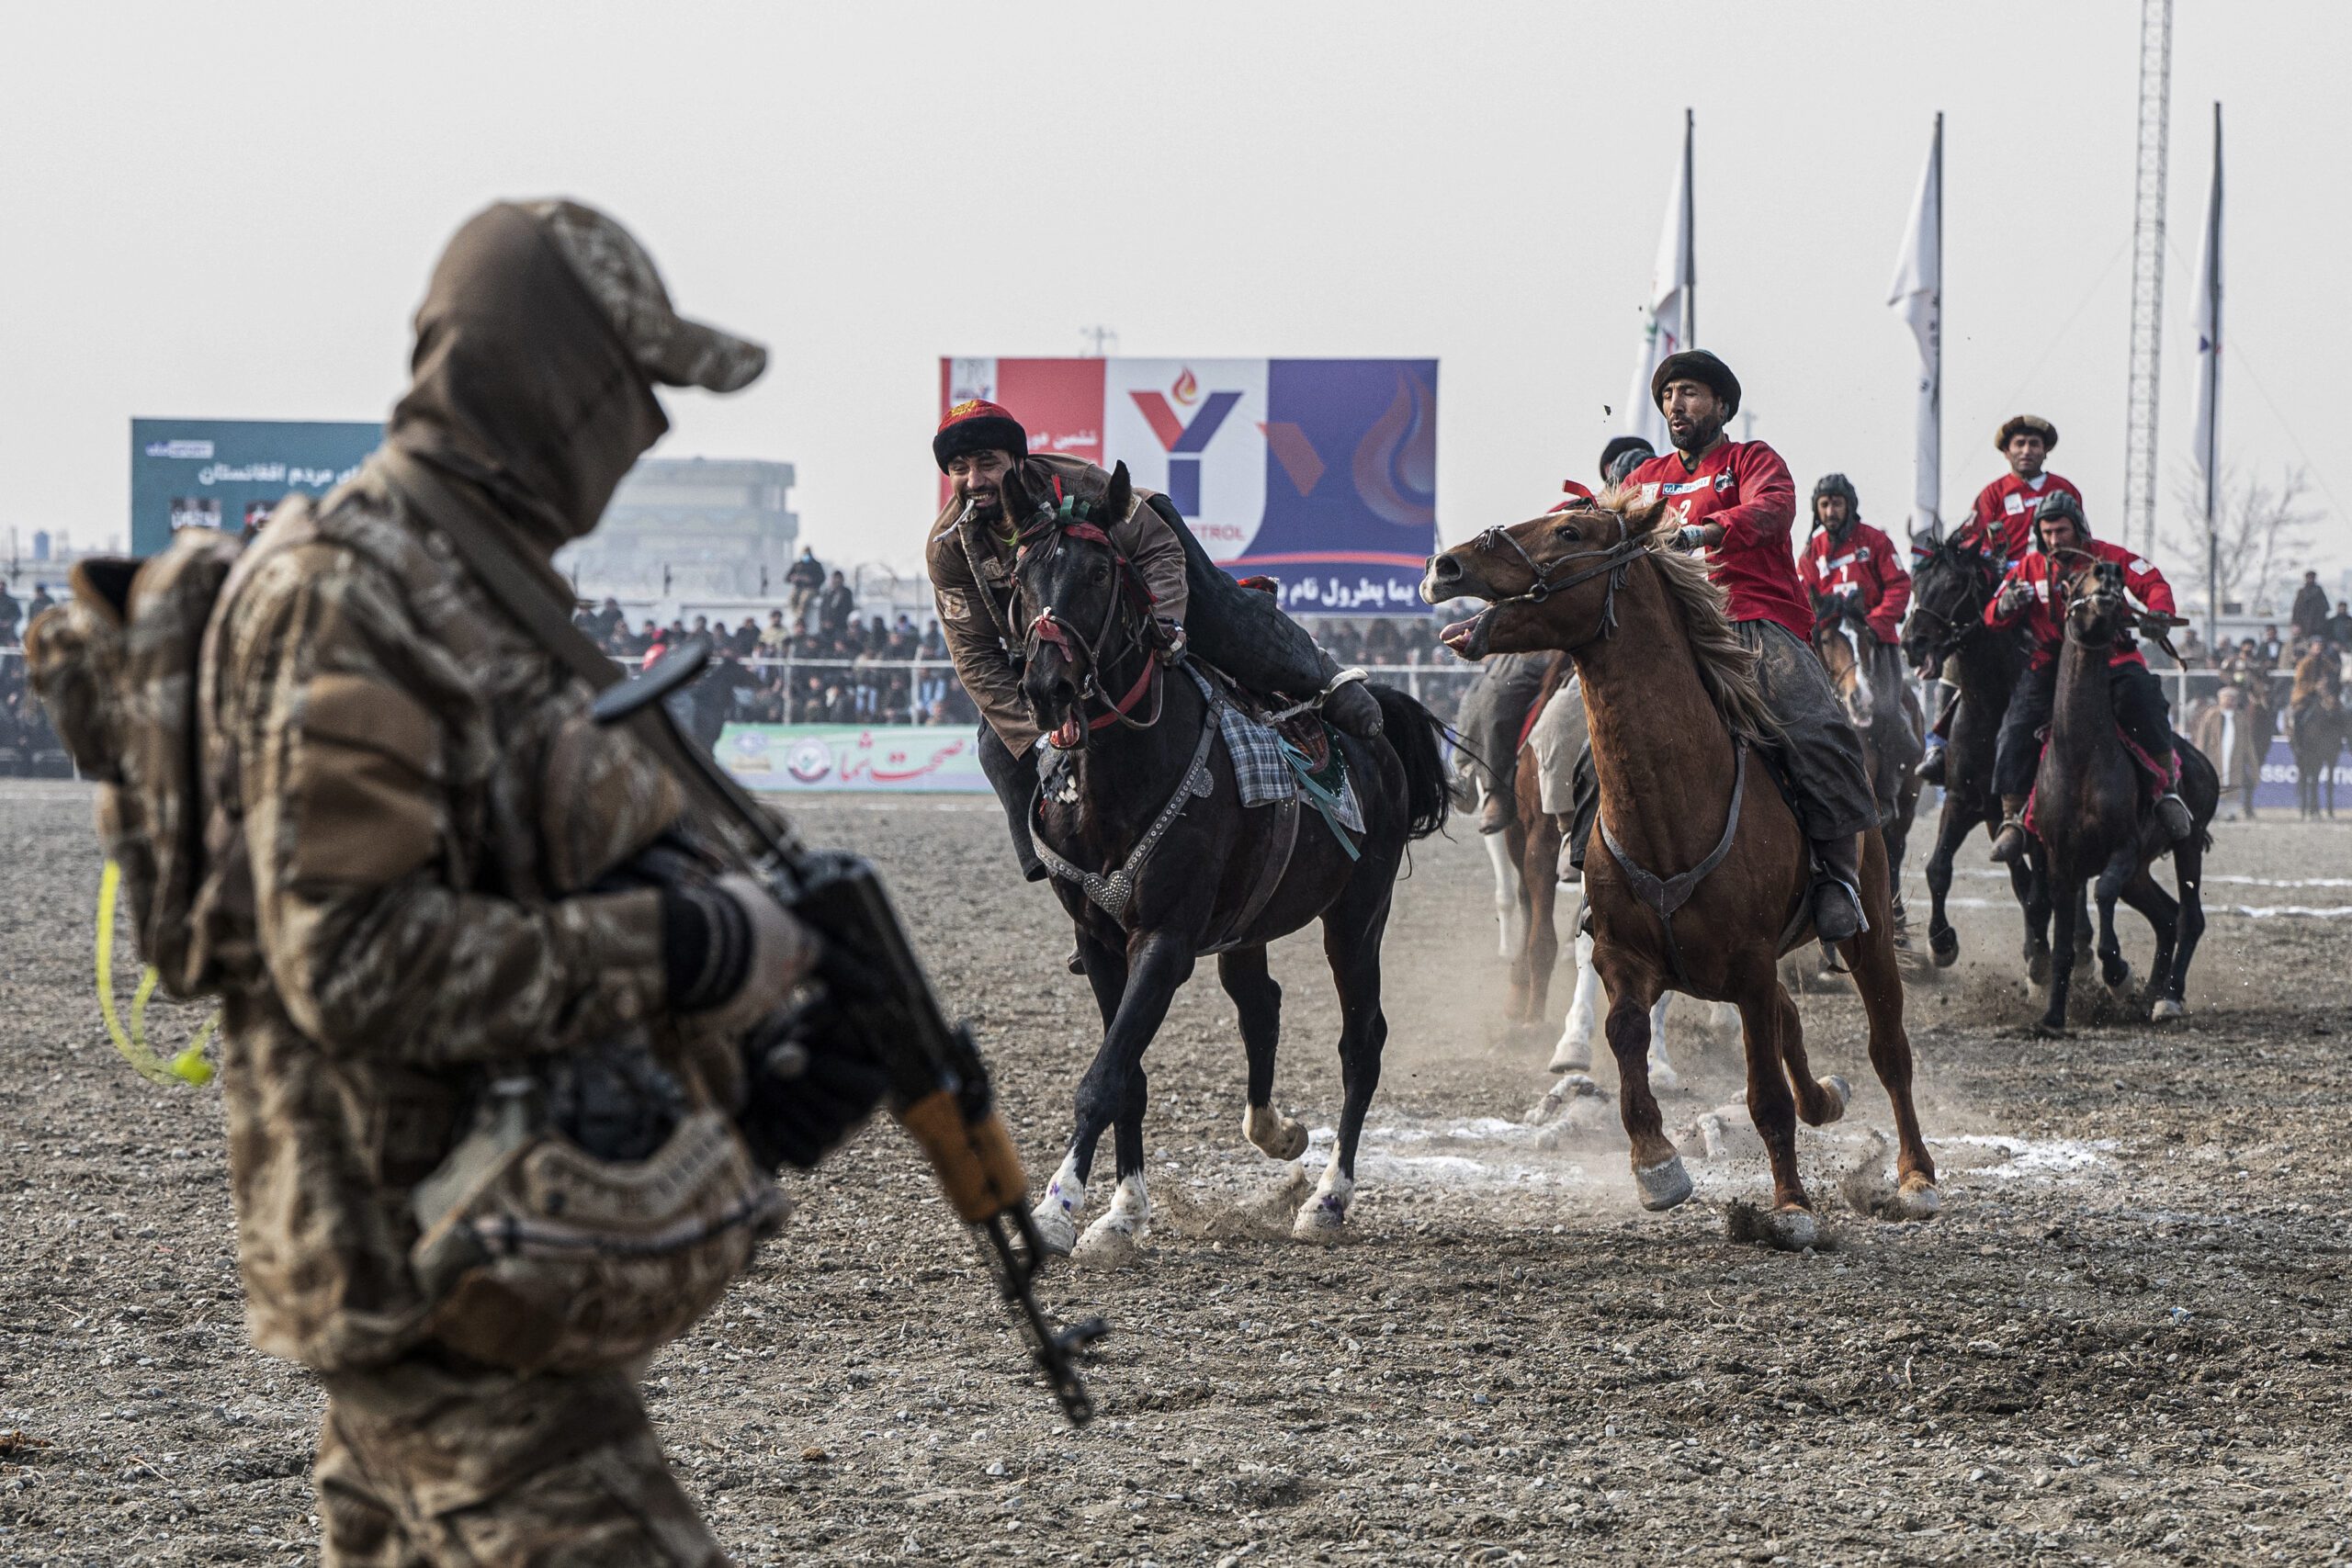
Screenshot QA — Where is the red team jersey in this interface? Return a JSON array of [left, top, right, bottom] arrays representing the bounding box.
[[1798, 522, 1912, 644], [1958, 471, 2084, 564], [1623, 440, 1813, 639], [1984, 537, 2177, 671]]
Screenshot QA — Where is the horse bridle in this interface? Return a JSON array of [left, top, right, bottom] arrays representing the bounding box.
[[1906, 545, 1999, 662], [1016, 505, 1166, 734], [1467, 508, 1649, 641]]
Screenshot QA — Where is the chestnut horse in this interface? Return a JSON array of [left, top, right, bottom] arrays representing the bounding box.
[[1425, 493, 1939, 1241]]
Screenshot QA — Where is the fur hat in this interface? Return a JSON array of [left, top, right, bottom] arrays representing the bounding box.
[[933, 400, 1028, 472], [1599, 435, 1656, 484], [1650, 350, 1741, 417], [1996, 414, 2058, 454]]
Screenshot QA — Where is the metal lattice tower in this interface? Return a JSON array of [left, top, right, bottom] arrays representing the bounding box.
[[2122, 0, 2175, 556]]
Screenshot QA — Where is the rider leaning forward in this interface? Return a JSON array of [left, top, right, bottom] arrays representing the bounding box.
[[1983, 489, 2194, 862], [1620, 350, 1882, 943], [1920, 414, 2084, 783], [927, 400, 1383, 880]]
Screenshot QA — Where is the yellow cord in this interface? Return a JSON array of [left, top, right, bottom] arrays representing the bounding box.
[[96, 859, 217, 1088]]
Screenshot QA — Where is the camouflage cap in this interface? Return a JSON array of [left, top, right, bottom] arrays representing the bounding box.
[[516, 199, 766, 394]]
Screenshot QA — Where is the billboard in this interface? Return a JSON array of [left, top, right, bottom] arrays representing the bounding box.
[[941, 356, 1439, 615], [717, 723, 987, 792], [130, 418, 382, 556]]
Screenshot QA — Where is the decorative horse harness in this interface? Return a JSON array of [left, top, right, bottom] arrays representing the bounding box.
[[1018, 499, 1303, 951], [1472, 507, 1760, 988]]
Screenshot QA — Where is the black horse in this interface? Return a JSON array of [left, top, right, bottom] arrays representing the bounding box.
[[1007, 461, 1451, 1256], [1901, 537, 2064, 977], [2027, 558, 2218, 1032]]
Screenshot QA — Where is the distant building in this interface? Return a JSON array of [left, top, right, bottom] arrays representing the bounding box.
[[555, 457, 798, 601]]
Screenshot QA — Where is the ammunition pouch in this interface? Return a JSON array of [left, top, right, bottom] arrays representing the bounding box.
[[408, 1072, 786, 1375]]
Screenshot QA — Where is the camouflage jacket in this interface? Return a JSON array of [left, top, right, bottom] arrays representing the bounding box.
[[208, 462, 700, 1372], [923, 454, 1188, 758]]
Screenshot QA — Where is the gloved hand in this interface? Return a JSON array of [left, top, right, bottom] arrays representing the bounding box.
[[1996, 581, 2029, 616], [1673, 525, 1709, 553], [661, 874, 818, 1038], [1155, 616, 1188, 664], [736, 991, 892, 1171]]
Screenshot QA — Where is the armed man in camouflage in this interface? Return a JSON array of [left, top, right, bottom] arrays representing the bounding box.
[[205, 201, 875, 1565]]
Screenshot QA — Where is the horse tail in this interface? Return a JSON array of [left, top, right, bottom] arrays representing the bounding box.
[[1370, 683, 1453, 840]]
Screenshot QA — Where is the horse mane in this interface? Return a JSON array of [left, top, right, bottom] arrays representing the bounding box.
[[1581, 484, 1781, 746]]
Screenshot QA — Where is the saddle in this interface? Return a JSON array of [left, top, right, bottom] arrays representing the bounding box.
[[2021, 722, 2179, 835]]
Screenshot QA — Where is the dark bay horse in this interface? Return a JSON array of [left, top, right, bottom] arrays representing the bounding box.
[[1901, 538, 2061, 976], [1809, 595, 1924, 962], [1427, 494, 1939, 1245], [1010, 462, 1451, 1255], [2026, 558, 2218, 1033], [2290, 691, 2348, 818]]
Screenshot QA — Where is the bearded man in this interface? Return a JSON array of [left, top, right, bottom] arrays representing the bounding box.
[[1919, 414, 2084, 784], [926, 400, 1380, 879], [1620, 350, 1880, 942]]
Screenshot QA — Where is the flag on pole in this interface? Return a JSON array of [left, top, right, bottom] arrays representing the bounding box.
[[1622, 109, 1695, 450], [1886, 114, 1942, 538], [2190, 102, 2222, 641], [2189, 103, 2222, 521]]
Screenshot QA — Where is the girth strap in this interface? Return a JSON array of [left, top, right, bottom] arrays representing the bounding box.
[[1598, 740, 1748, 989]]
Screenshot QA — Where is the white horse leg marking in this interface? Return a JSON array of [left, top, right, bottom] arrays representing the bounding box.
[[1549, 919, 1601, 1073], [1076, 1170, 1149, 1254], [1243, 1102, 1310, 1161], [1484, 824, 1527, 959], [1643, 994, 1679, 1091], [1294, 1157, 1354, 1236], [1031, 1150, 1087, 1256]]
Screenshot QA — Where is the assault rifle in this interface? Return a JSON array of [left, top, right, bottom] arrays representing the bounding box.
[[592, 635, 1104, 1425]]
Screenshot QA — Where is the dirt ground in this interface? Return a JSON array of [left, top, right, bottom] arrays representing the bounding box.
[[2, 778, 2349, 1566]]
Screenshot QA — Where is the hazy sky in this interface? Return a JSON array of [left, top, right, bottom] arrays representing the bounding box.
[[6, 0, 2346, 594]]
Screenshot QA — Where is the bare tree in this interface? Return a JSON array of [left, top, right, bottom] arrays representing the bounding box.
[[2164, 463, 2323, 615]]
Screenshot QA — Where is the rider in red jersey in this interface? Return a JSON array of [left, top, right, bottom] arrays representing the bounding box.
[[1983, 489, 2193, 862], [1798, 473, 1922, 796], [1917, 414, 2084, 785], [1621, 351, 1879, 942]]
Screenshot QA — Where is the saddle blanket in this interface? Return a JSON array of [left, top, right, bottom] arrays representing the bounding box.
[[1216, 701, 1365, 831]]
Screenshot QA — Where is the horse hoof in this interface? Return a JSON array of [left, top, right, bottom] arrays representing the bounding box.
[[2151, 997, 2187, 1022], [2104, 964, 2134, 998], [1634, 1155, 1693, 1213], [1929, 929, 1959, 967], [1073, 1213, 1147, 1268], [1032, 1200, 1080, 1258], [1895, 1176, 1943, 1220], [2030, 1018, 2070, 1040], [1292, 1194, 1349, 1240], [1821, 1075, 1851, 1122], [1763, 1207, 1823, 1252], [2028, 950, 2052, 987], [1648, 1059, 1680, 1093], [1242, 1105, 1310, 1162], [1547, 1034, 1594, 1074]]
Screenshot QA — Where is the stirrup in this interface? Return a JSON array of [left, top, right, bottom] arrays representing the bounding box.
[[2155, 792, 2193, 840], [1988, 816, 2028, 863], [1916, 745, 1948, 785]]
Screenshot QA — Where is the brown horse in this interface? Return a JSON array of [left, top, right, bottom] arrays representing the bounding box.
[[1424, 493, 1939, 1242]]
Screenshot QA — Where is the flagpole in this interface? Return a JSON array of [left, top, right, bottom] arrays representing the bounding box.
[[2202, 101, 2223, 651], [1680, 108, 1697, 349], [1929, 112, 1942, 533]]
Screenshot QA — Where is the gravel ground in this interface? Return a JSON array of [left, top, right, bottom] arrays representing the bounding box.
[[1, 779, 2349, 1565]]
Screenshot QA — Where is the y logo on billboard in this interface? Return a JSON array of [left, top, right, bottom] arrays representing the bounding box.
[[1104, 359, 1270, 561]]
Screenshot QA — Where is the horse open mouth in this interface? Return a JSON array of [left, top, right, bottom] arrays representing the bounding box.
[[1440, 606, 1497, 661]]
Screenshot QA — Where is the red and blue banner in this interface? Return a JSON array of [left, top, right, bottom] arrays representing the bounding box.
[[942, 357, 1439, 615]]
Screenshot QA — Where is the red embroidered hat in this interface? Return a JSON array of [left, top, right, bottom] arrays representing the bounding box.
[[933, 399, 1028, 472]]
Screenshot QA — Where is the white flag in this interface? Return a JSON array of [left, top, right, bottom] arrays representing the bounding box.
[[2189, 105, 2222, 520], [1622, 111, 1694, 451], [1886, 115, 1941, 536]]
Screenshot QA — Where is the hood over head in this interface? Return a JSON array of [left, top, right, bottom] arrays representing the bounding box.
[[388, 199, 765, 558]]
